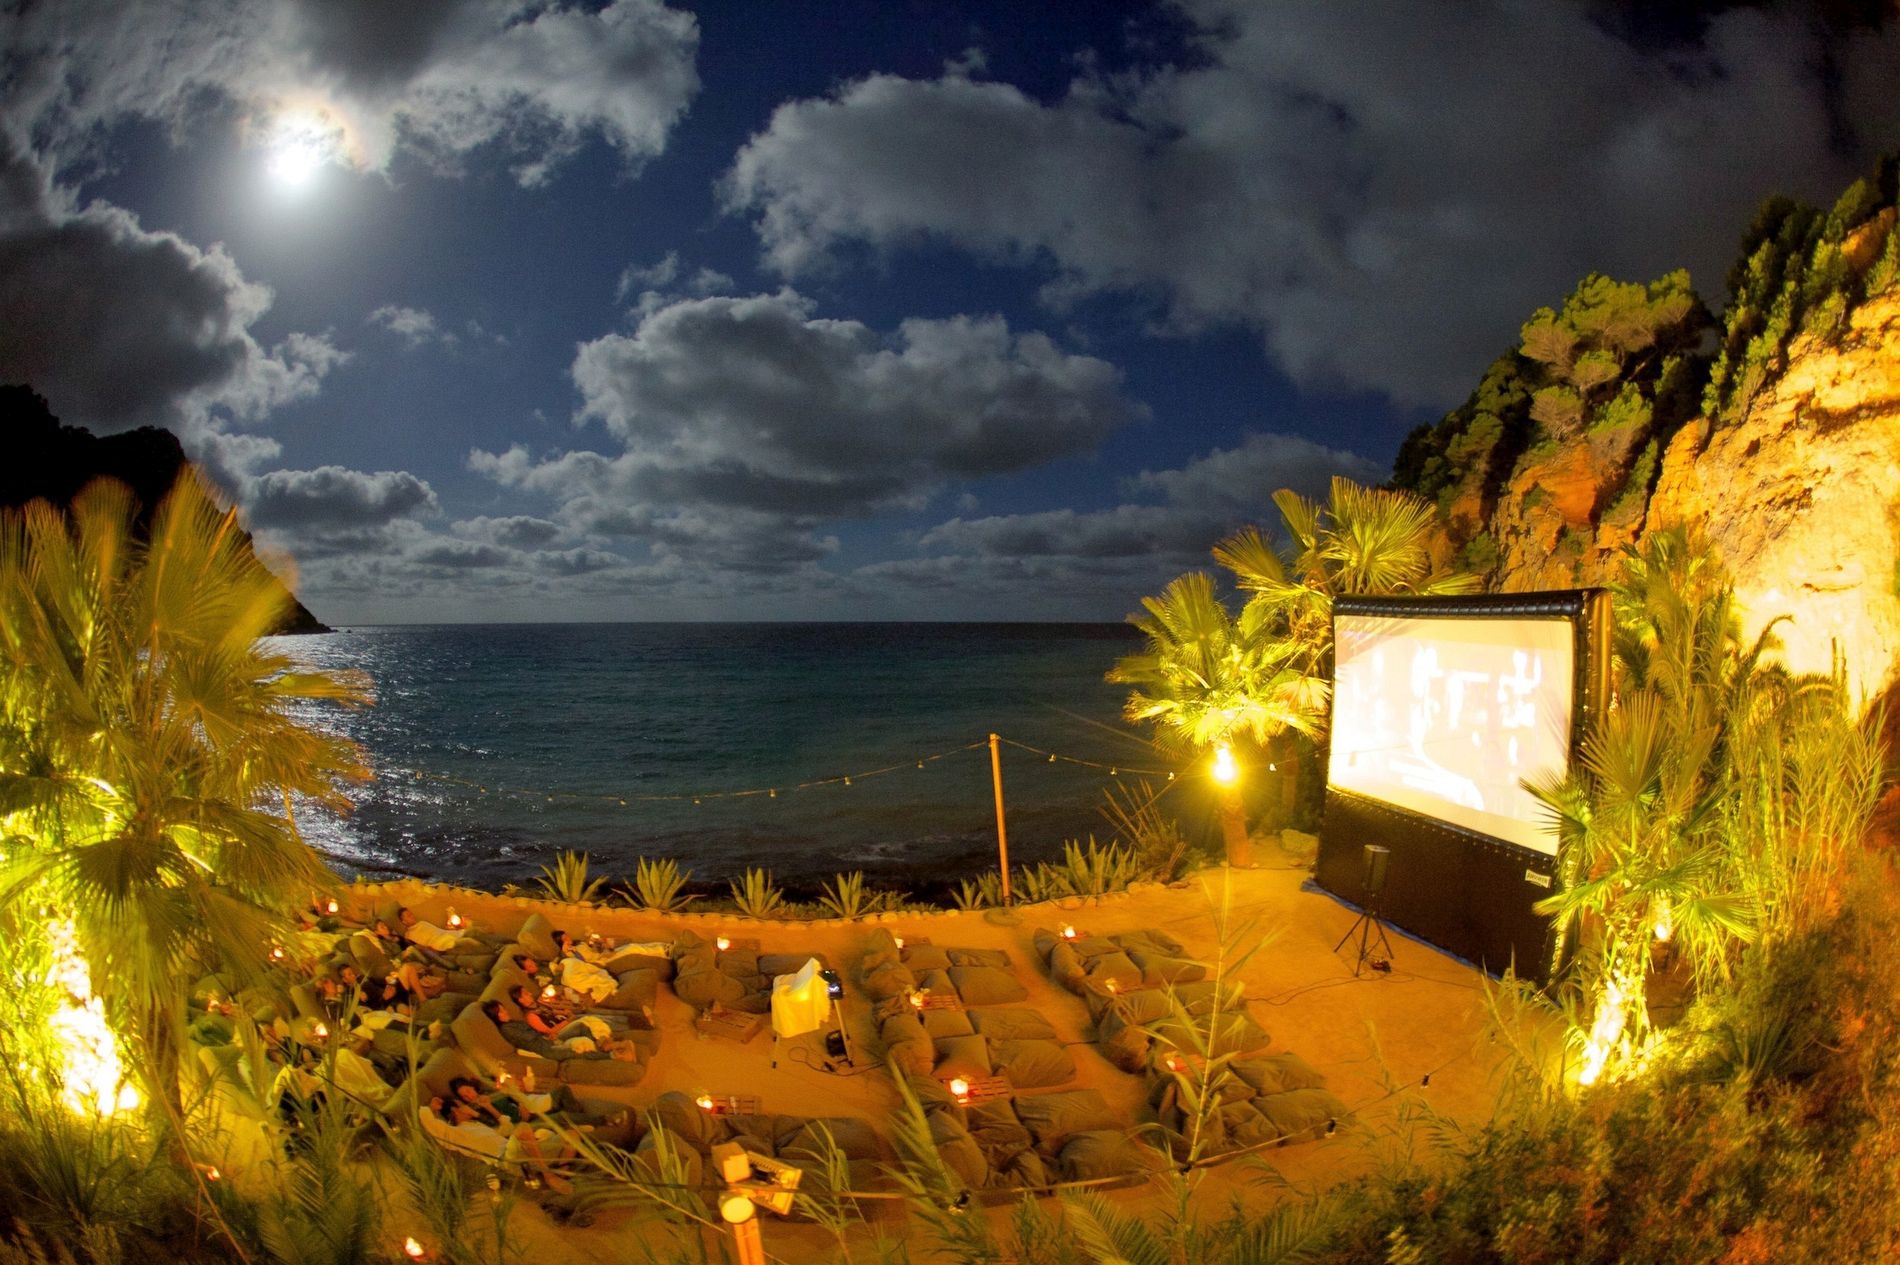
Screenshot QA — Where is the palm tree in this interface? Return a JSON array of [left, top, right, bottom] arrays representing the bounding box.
[[1107, 572, 1321, 865], [1212, 477, 1478, 823], [0, 474, 371, 1127]]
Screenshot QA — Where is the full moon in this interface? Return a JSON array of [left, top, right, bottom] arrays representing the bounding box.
[[266, 137, 324, 188], [259, 105, 347, 192]]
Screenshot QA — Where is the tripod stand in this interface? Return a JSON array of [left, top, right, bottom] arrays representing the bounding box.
[[1334, 843, 1395, 976]]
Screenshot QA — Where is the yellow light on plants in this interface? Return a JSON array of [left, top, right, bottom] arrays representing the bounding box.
[[46, 922, 139, 1115], [1211, 745, 1239, 786], [1652, 899, 1673, 943]]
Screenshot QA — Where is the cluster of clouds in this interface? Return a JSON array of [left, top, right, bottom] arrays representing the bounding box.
[[5, 0, 1899, 617], [0, 0, 699, 482], [726, 0, 1900, 405]]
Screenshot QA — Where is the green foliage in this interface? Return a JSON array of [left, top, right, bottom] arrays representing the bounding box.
[[1392, 354, 1532, 505], [624, 856, 694, 913], [1056, 837, 1143, 900], [532, 849, 607, 905], [728, 866, 788, 920], [1456, 531, 1499, 573], [1706, 159, 1900, 423], [818, 870, 871, 919], [952, 873, 1000, 911], [1605, 437, 1660, 522], [1099, 779, 1194, 881], [1518, 269, 1707, 445]]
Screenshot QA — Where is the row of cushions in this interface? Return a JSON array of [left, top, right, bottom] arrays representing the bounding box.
[[910, 1077, 1165, 1189], [860, 929, 1027, 1008], [674, 932, 825, 1014], [1033, 927, 1208, 998], [1149, 1053, 1348, 1154], [628, 1091, 887, 1198]]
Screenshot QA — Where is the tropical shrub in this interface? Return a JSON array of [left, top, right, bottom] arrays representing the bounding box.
[[818, 871, 870, 919], [624, 857, 694, 913], [532, 849, 607, 905], [728, 867, 788, 920]]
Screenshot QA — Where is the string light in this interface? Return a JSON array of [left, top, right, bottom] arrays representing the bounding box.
[[403, 734, 1177, 810]]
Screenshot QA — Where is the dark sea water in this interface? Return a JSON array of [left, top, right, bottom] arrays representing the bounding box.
[[274, 623, 1165, 894]]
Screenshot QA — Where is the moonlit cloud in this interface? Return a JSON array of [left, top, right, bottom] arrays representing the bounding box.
[[247, 466, 440, 529], [467, 288, 1147, 573], [366, 304, 449, 348], [726, 0, 1900, 404], [4, 0, 702, 185]]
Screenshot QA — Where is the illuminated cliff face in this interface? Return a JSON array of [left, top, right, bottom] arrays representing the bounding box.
[[1471, 288, 1900, 717], [1647, 290, 1900, 713]]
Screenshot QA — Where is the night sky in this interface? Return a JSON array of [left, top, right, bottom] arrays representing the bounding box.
[[4, 1, 1897, 623]]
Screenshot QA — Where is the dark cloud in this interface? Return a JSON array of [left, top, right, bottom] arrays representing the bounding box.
[[726, 0, 1900, 404], [918, 431, 1380, 562], [452, 515, 564, 549], [5, 0, 701, 184], [247, 466, 439, 529], [0, 135, 343, 476], [469, 288, 1145, 571]]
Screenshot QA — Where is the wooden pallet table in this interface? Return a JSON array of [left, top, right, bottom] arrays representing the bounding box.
[[693, 1006, 767, 1044], [696, 1093, 762, 1116], [941, 1074, 1012, 1105]]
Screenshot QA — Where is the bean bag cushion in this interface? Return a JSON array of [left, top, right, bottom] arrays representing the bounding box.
[[602, 946, 674, 981], [932, 1034, 993, 1080], [1231, 1053, 1326, 1096], [758, 953, 824, 978], [1069, 937, 1120, 960], [927, 1111, 989, 1187], [1114, 929, 1187, 958], [634, 1126, 704, 1185], [1128, 951, 1207, 986], [1046, 943, 1087, 993], [998, 1148, 1050, 1188], [348, 931, 392, 978], [515, 914, 559, 963], [920, 1008, 975, 1040], [967, 1111, 1034, 1165], [718, 948, 761, 977], [723, 1117, 779, 1157], [1097, 1021, 1152, 1072], [948, 965, 1026, 1006], [562, 1053, 647, 1087], [726, 978, 772, 1014], [899, 945, 953, 972], [1252, 1089, 1348, 1144], [1082, 952, 1143, 994], [991, 1039, 1076, 1089], [967, 1009, 1056, 1041], [651, 1090, 728, 1149], [1013, 1089, 1118, 1156], [915, 968, 955, 996], [881, 1014, 927, 1046], [601, 969, 660, 1016], [904, 1071, 962, 1116], [947, 947, 1011, 970], [447, 1002, 561, 1082], [861, 960, 918, 1002], [884, 1035, 935, 1078], [1059, 1130, 1165, 1181], [674, 965, 747, 1010], [779, 1117, 882, 1162], [1153, 1012, 1270, 1060]]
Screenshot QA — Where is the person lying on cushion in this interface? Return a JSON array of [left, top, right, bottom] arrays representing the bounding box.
[[479, 999, 641, 1062], [398, 906, 481, 955], [424, 1096, 572, 1191], [507, 983, 628, 1040]]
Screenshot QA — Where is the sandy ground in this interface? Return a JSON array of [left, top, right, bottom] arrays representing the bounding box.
[[357, 838, 1521, 1260]]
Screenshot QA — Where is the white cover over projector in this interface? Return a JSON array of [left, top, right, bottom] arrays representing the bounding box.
[[769, 958, 830, 1039]]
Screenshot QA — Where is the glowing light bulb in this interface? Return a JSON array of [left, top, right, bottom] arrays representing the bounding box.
[[312, 1022, 329, 1040], [1211, 745, 1239, 785], [949, 1077, 970, 1100], [270, 946, 286, 962], [1652, 899, 1673, 943], [325, 898, 339, 915]]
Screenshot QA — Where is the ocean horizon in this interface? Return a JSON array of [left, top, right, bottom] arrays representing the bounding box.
[[277, 621, 1177, 894]]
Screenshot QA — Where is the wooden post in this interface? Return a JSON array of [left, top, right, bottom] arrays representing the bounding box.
[[989, 732, 1012, 905]]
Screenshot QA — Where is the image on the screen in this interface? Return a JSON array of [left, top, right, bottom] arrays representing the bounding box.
[[1328, 613, 1574, 854]]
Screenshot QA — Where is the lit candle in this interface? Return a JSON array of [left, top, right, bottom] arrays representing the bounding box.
[[716, 936, 731, 951], [894, 936, 905, 949], [325, 898, 339, 915], [403, 1237, 426, 1261], [696, 1094, 715, 1111], [949, 1077, 970, 1100], [447, 909, 463, 929], [909, 990, 925, 1009], [270, 946, 286, 961], [541, 984, 557, 1000], [1104, 978, 1120, 994], [312, 1022, 329, 1040], [1060, 926, 1076, 940]]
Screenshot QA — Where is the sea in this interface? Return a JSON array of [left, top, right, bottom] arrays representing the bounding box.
[[274, 622, 1167, 896]]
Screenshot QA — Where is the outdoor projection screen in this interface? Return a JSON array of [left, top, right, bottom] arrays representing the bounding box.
[[1315, 590, 1609, 983], [1329, 613, 1574, 853]]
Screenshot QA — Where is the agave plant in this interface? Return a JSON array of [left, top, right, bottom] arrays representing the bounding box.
[[951, 877, 991, 912], [1058, 836, 1141, 900], [533, 849, 608, 905], [728, 868, 787, 920], [626, 857, 695, 913], [1100, 779, 1192, 881], [817, 871, 870, 919]]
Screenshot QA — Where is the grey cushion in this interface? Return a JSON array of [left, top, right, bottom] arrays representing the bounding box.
[[991, 1039, 1076, 1089], [968, 1009, 1057, 1042], [947, 966, 1026, 1006]]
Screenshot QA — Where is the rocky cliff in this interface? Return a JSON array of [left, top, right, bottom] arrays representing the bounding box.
[[0, 384, 329, 635], [1402, 169, 1900, 716]]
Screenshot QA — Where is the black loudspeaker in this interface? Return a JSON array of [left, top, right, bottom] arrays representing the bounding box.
[[824, 1030, 848, 1060], [1362, 844, 1391, 899]]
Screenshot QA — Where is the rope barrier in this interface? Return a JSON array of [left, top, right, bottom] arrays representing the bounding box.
[[394, 732, 1182, 808]]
